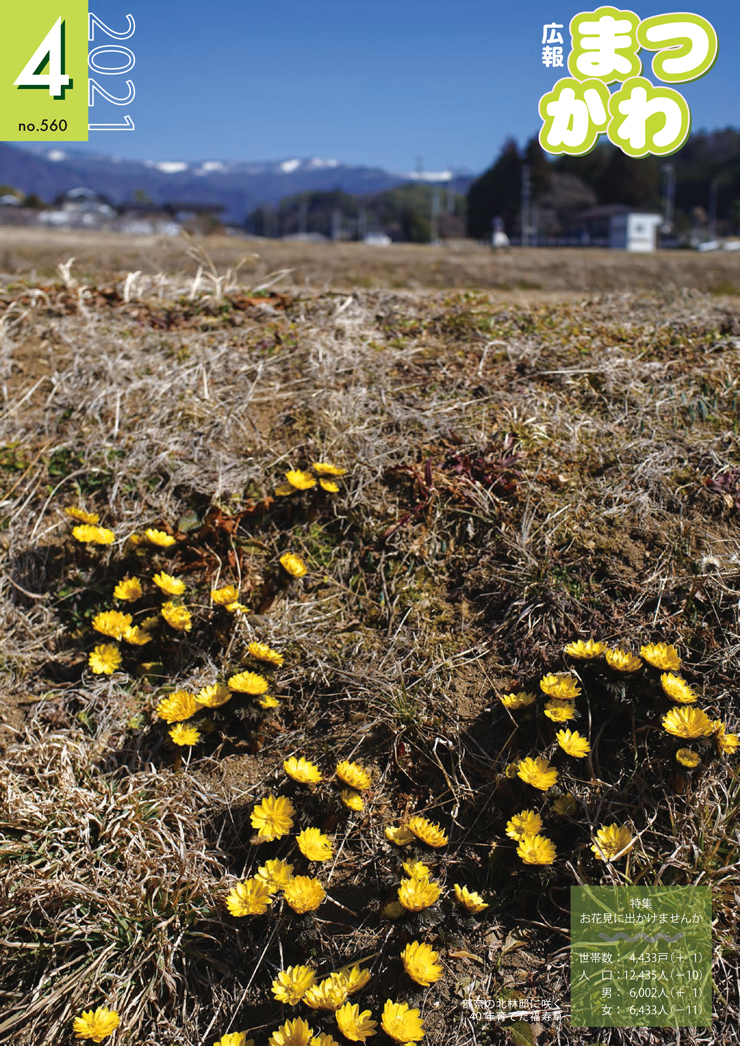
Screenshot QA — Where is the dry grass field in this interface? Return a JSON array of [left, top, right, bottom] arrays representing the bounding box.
[[1, 225, 740, 294], [1, 239, 739, 1046]]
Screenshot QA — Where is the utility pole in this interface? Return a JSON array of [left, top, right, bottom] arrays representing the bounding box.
[[331, 208, 342, 242], [521, 164, 532, 246], [299, 198, 308, 236], [446, 164, 455, 215], [661, 163, 675, 234], [431, 186, 440, 242]]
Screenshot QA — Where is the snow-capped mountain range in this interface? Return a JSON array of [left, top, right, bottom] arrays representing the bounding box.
[[0, 143, 468, 222]]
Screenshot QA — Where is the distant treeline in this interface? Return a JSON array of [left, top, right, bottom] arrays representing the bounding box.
[[245, 184, 467, 243], [466, 129, 740, 240], [245, 129, 740, 244]]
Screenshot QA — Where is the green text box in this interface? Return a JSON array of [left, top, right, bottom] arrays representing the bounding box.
[[0, 0, 88, 141], [571, 885, 711, 1028]]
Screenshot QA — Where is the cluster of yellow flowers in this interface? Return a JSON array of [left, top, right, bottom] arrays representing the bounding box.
[[87, 567, 194, 678], [275, 461, 347, 498], [284, 755, 372, 811], [562, 638, 739, 761], [257, 952, 428, 1043], [157, 639, 287, 747], [383, 821, 488, 915], [260, 999, 425, 1045]]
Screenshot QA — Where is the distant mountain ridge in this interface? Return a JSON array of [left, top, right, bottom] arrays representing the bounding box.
[[0, 143, 469, 222]]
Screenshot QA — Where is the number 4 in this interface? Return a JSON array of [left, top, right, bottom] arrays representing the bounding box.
[[14, 17, 71, 99]]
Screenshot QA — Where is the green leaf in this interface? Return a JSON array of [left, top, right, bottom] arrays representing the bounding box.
[[505, 1022, 537, 1046]]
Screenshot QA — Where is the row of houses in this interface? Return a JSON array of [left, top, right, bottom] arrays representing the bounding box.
[[0, 187, 226, 235]]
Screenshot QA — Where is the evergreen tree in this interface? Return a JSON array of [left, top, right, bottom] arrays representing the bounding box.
[[466, 138, 522, 239]]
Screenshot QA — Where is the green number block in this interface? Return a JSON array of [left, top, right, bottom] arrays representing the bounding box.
[[571, 885, 711, 1028], [0, 0, 88, 141]]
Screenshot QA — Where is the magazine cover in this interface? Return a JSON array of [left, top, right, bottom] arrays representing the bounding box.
[[0, 3, 737, 1045]]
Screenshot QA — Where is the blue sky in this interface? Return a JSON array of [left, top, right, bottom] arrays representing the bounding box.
[[60, 2, 740, 172]]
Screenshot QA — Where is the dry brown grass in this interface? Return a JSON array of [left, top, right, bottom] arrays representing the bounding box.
[[0, 259, 739, 1045]]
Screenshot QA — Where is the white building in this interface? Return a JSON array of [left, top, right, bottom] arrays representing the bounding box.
[[609, 211, 663, 252], [570, 206, 663, 252]]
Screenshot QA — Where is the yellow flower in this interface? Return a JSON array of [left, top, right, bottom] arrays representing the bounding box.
[[335, 1003, 377, 1042], [66, 506, 100, 524], [335, 760, 371, 790], [318, 479, 339, 493], [280, 552, 308, 578], [144, 528, 176, 547], [564, 638, 606, 659], [153, 571, 186, 596], [453, 884, 489, 912], [285, 756, 322, 785], [552, 793, 576, 816], [539, 673, 581, 700], [272, 966, 317, 1005], [228, 671, 269, 695], [311, 1036, 341, 1046], [505, 809, 543, 841], [169, 723, 200, 746], [283, 876, 326, 914], [88, 644, 122, 675], [122, 625, 153, 646], [340, 789, 364, 811], [256, 858, 295, 892], [642, 642, 681, 671], [605, 648, 642, 672], [402, 860, 431, 879], [157, 690, 200, 723], [248, 641, 285, 666], [343, 966, 371, 994], [398, 876, 440, 912], [212, 584, 240, 605], [161, 602, 192, 632], [556, 728, 591, 758], [196, 683, 232, 708], [285, 469, 317, 490], [401, 941, 442, 986], [213, 1034, 254, 1046], [72, 524, 115, 545], [92, 610, 133, 641], [258, 695, 280, 709], [516, 834, 557, 865], [591, 824, 634, 861], [499, 691, 537, 710], [72, 1006, 120, 1042], [225, 877, 273, 916], [304, 973, 349, 1011], [660, 673, 697, 704], [113, 576, 142, 600], [312, 462, 347, 476], [676, 748, 700, 768], [296, 827, 333, 861], [662, 706, 714, 739], [714, 723, 739, 755], [381, 1000, 425, 1043], [225, 601, 251, 615], [385, 825, 415, 846], [406, 816, 448, 848], [268, 1018, 314, 1046], [517, 756, 558, 791], [543, 701, 577, 722], [251, 795, 295, 841]]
